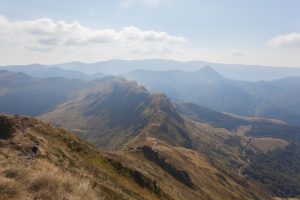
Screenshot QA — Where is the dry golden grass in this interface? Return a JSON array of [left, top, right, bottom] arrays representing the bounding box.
[[0, 163, 102, 200], [0, 112, 274, 200], [0, 115, 166, 200], [28, 170, 100, 200], [249, 137, 289, 154], [0, 177, 21, 200], [224, 113, 288, 125], [110, 131, 272, 200]]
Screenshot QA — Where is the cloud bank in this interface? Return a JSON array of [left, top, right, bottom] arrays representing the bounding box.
[[269, 33, 300, 48], [0, 15, 186, 60]]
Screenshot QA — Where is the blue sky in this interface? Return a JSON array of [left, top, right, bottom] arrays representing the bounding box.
[[0, 0, 299, 66]]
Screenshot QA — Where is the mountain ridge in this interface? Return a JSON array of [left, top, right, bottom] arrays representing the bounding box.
[[0, 113, 273, 200], [128, 67, 300, 126], [2, 59, 300, 80]]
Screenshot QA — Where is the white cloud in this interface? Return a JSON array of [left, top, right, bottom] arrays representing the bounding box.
[[268, 33, 300, 48], [0, 15, 186, 62]]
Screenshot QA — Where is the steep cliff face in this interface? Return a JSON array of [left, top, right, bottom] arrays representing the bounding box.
[[139, 146, 195, 189]]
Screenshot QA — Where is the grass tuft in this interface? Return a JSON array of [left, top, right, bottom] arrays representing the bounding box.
[[0, 178, 20, 200]]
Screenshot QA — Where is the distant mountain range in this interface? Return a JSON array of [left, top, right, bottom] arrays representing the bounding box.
[[0, 64, 104, 80], [2, 60, 300, 125], [127, 66, 300, 126], [0, 70, 89, 116], [2, 59, 300, 81]]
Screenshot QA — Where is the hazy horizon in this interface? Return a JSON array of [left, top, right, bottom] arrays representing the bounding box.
[[1, 58, 300, 69]]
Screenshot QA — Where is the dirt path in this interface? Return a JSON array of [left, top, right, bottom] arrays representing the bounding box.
[[238, 138, 252, 176]]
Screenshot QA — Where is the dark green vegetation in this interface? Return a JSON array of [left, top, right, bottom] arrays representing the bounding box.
[[245, 143, 300, 198], [176, 102, 300, 198]]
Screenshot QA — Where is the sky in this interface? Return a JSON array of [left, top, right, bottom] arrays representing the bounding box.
[[0, 0, 299, 67]]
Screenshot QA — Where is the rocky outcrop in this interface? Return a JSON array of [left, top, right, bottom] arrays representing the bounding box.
[[139, 146, 195, 189], [106, 157, 169, 199], [0, 116, 13, 139]]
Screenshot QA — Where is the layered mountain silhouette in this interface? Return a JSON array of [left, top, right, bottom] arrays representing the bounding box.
[[128, 67, 300, 126], [0, 64, 104, 80], [1, 70, 300, 199], [0, 70, 90, 116], [3, 59, 300, 81]]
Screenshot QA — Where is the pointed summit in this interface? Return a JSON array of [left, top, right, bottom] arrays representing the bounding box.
[[196, 66, 223, 80]]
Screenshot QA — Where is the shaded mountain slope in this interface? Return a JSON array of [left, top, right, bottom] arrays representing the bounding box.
[[228, 74, 300, 125], [127, 68, 300, 125], [0, 71, 90, 116], [176, 102, 300, 197], [41, 77, 192, 150], [175, 102, 300, 141], [127, 67, 259, 116]]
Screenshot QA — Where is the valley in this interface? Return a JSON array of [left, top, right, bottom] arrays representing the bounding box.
[[0, 67, 300, 199], [1, 1, 300, 199]]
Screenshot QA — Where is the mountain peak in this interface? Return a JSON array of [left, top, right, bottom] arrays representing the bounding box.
[[196, 66, 223, 80]]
